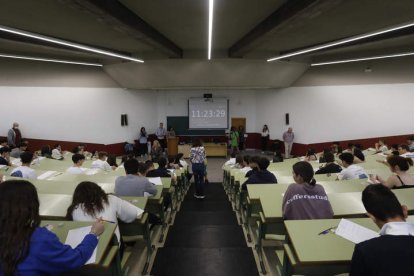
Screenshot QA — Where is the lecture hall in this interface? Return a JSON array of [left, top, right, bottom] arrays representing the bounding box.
[[1, 1, 414, 275]]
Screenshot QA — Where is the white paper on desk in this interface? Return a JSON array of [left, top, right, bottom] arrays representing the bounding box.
[[0, 165, 5, 169], [65, 226, 97, 264], [136, 206, 144, 218], [335, 219, 379, 244], [85, 168, 99, 175], [148, 177, 163, 185], [37, 170, 58, 180]]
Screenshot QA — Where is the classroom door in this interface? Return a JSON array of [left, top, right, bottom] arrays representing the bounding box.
[[231, 118, 246, 130]]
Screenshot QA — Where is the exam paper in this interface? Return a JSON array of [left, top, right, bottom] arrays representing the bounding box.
[[37, 170, 58, 180], [85, 168, 100, 175], [65, 226, 97, 264], [148, 177, 163, 185], [335, 218, 379, 244]]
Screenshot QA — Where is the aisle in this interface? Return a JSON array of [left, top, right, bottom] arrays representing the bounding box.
[[151, 182, 259, 276]]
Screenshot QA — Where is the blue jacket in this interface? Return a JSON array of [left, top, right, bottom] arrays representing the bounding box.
[[1, 227, 98, 276]]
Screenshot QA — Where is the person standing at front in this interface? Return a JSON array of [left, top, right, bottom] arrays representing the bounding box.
[[261, 125, 270, 153], [283, 127, 294, 158], [7, 122, 22, 148], [190, 139, 207, 199], [155, 122, 167, 151]]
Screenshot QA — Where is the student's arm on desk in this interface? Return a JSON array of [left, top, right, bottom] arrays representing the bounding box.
[[145, 180, 158, 196], [349, 244, 369, 276], [35, 228, 98, 272]]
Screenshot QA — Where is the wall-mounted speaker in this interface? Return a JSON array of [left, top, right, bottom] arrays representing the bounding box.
[[121, 114, 128, 126], [285, 113, 289, 125], [203, 93, 212, 98]]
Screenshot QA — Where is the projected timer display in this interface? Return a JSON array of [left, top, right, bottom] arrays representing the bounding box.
[[188, 98, 228, 129]]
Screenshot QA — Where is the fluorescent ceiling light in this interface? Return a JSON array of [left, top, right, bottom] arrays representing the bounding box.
[[267, 21, 414, 62], [0, 25, 144, 63], [208, 0, 214, 60], [0, 53, 103, 66], [311, 52, 414, 66]]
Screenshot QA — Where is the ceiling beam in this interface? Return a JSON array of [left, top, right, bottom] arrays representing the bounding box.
[[67, 0, 182, 58], [228, 0, 320, 57]]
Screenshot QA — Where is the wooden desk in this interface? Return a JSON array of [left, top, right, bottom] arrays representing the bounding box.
[[178, 143, 227, 157]]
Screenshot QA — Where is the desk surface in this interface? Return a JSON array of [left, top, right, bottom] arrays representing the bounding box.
[[284, 216, 414, 264], [40, 220, 116, 265], [39, 193, 148, 219]]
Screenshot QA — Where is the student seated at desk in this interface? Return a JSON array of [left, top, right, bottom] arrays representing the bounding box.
[[67, 181, 142, 248], [10, 141, 28, 159], [40, 145, 52, 158], [350, 184, 414, 276], [241, 157, 277, 191], [304, 148, 317, 161], [407, 136, 414, 152], [10, 152, 37, 179], [353, 144, 365, 162], [282, 161, 333, 220], [150, 140, 163, 163], [66, 153, 86, 174], [245, 155, 260, 177], [0, 146, 12, 166], [51, 144, 64, 160], [107, 154, 118, 168], [240, 155, 252, 173], [115, 158, 157, 197], [374, 139, 388, 153], [398, 144, 414, 159], [371, 155, 414, 188], [337, 153, 368, 180], [315, 152, 342, 174], [91, 151, 113, 172], [0, 180, 104, 275], [146, 158, 172, 178]]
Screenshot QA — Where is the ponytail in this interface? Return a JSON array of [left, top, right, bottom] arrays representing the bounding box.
[[292, 161, 316, 185], [309, 178, 316, 186], [406, 157, 413, 167]]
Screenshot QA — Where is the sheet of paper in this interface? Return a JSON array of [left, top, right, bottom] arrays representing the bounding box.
[[0, 165, 5, 169], [37, 170, 58, 180], [148, 177, 163, 185], [335, 218, 379, 244], [65, 226, 97, 264], [136, 206, 144, 218], [85, 168, 99, 175]]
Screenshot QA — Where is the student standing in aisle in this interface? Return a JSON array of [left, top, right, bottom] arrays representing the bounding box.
[[190, 138, 207, 199]]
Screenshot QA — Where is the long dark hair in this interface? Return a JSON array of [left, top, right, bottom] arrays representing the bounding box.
[[0, 180, 41, 275], [293, 161, 316, 186], [66, 182, 109, 219]]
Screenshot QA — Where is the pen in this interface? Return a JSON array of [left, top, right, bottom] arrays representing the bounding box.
[[101, 219, 116, 224], [318, 227, 335, 235]]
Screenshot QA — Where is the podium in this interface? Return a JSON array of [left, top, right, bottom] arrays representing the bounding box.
[[167, 137, 179, 156]]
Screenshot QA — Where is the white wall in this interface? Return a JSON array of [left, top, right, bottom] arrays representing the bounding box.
[[0, 87, 157, 144], [256, 83, 414, 144]]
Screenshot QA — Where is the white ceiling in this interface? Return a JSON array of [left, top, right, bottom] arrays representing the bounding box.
[[0, 0, 413, 64]]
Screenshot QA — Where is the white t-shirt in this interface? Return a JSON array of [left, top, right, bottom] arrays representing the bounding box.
[[338, 164, 368, 180], [71, 195, 143, 242], [51, 149, 63, 159], [11, 166, 37, 179], [261, 130, 269, 137], [378, 145, 388, 153], [91, 159, 112, 172], [66, 166, 85, 175]]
